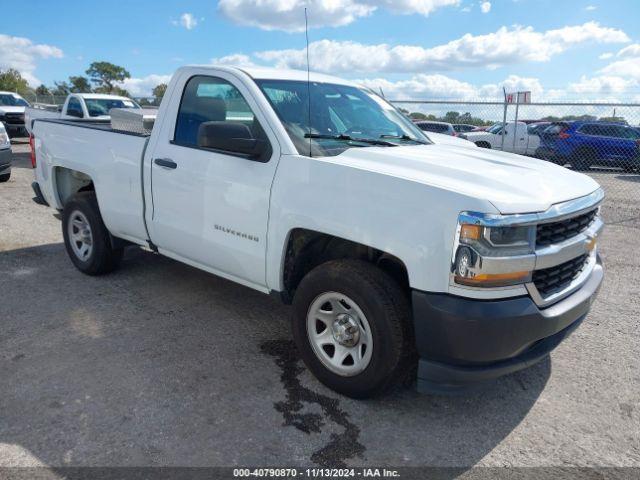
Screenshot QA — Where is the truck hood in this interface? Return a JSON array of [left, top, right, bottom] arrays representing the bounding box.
[[333, 144, 600, 214], [0, 106, 26, 114]]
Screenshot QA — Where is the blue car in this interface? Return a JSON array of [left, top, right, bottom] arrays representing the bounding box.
[[537, 121, 640, 171]]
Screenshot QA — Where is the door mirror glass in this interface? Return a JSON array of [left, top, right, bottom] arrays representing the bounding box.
[[197, 121, 269, 161]]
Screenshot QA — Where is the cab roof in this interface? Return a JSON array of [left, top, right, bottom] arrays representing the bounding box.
[[180, 65, 359, 87]]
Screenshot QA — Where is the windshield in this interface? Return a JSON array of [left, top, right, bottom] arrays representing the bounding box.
[[84, 98, 140, 117], [256, 80, 430, 157], [0, 94, 29, 107], [487, 123, 504, 134]]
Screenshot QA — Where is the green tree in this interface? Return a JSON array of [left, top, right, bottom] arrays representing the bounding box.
[[52, 81, 71, 96], [152, 83, 168, 99], [0, 69, 30, 94], [86, 61, 130, 93], [69, 76, 92, 93], [409, 112, 427, 120], [35, 84, 51, 96]]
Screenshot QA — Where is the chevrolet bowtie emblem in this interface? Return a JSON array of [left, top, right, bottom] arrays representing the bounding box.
[[585, 234, 598, 252]]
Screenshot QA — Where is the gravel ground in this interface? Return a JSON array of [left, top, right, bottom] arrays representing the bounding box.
[[0, 141, 638, 473]]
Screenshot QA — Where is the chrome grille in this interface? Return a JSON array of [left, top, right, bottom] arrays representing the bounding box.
[[536, 208, 597, 247], [532, 254, 589, 297]]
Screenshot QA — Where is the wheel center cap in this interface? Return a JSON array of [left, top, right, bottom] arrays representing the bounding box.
[[332, 314, 360, 347]]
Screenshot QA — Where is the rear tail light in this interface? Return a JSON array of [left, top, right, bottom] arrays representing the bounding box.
[[29, 134, 36, 168], [558, 130, 570, 139]]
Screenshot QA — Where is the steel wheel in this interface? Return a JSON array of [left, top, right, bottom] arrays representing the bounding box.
[[306, 292, 373, 377], [67, 210, 93, 261]]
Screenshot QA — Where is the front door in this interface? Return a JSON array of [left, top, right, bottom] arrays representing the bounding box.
[[148, 73, 280, 289]]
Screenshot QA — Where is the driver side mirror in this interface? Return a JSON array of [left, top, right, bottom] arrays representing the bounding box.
[[197, 122, 270, 161]]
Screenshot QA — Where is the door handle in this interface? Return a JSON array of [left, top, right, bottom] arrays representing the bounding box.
[[154, 158, 177, 169]]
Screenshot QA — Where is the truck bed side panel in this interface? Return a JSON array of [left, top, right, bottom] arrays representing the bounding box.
[[34, 121, 148, 243]]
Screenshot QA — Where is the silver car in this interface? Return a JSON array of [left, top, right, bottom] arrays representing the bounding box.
[[0, 122, 11, 182]]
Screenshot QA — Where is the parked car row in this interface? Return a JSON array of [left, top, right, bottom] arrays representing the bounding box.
[[412, 117, 640, 171]]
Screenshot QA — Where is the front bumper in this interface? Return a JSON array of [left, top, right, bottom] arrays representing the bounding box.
[[412, 256, 603, 393], [0, 148, 11, 173]]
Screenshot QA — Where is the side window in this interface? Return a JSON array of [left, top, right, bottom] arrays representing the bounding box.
[[578, 124, 596, 135], [67, 98, 83, 117], [174, 75, 268, 152]]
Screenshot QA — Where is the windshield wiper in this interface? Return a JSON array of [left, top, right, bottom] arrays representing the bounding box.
[[304, 133, 398, 146], [380, 134, 428, 144]]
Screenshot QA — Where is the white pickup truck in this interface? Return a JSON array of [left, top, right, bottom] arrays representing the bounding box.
[[0, 91, 30, 137], [31, 66, 604, 397], [464, 121, 541, 155], [25, 93, 141, 136]]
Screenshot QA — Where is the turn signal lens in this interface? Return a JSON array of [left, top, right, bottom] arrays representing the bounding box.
[[460, 224, 482, 242], [455, 270, 531, 288]]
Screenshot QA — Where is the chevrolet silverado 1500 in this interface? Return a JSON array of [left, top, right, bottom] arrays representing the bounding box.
[[31, 66, 604, 397]]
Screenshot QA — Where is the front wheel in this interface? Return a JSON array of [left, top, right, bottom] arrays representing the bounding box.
[[62, 192, 123, 275], [0, 172, 10, 183], [292, 259, 414, 398]]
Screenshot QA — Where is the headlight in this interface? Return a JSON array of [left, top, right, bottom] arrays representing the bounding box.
[[452, 213, 536, 288], [0, 131, 9, 149]]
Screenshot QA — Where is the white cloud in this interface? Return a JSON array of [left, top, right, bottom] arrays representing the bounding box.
[[585, 5, 597, 10], [211, 53, 257, 67], [616, 43, 640, 58], [356, 74, 548, 100], [217, 0, 459, 32], [599, 52, 613, 59], [480, 1, 491, 13], [0, 34, 63, 86], [252, 22, 629, 73], [174, 13, 198, 30], [569, 75, 637, 94], [120, 74, 172, 97], [599, 58, 640, 79]]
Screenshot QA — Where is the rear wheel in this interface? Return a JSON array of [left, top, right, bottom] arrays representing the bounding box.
[[292, 259, 414, 398], [62, 192, 123, 275], [0, 172, 10, 183]]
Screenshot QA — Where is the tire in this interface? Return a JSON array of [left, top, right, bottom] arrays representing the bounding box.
[[0, 172, 9, 183], [292, 259, 414, 398], [62, 192, 123, 275], [475, 141, 491, 149]]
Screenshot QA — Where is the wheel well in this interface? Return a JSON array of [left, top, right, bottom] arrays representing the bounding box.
[[280, 229, 410, 304], [54, 167, 94, 206], [475, 141, 491, 149]]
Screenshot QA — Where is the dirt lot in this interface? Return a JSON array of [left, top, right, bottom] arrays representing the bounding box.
[[0, 141, 639, 473]]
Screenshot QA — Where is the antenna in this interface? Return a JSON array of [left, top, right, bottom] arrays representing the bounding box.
[[305, 7, 312, 157]]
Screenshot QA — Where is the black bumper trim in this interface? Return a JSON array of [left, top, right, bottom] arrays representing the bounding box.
[[412, 257, 603, 393]]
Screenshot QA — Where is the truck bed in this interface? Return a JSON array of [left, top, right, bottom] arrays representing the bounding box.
[[33, 118, 150, 244], [35, 118, 151, 137]]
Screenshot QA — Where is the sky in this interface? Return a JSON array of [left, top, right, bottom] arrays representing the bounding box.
[[2, 0, 640, 101]]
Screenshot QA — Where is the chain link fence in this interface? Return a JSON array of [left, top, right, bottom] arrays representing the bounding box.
[[391, 99, 640, 220]]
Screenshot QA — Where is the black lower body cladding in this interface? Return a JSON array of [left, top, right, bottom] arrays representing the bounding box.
[[412, 256, 603, 393]]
